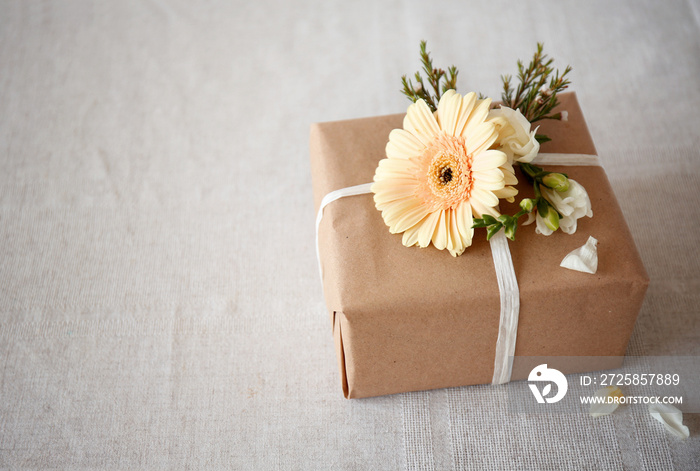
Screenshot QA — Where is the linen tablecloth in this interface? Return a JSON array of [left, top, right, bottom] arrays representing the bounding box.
[[1, 0, 699, 468]]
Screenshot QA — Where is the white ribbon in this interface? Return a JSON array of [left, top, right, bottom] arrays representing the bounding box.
[[315, 153, 600, 385], [531, 153, 601, 166], [315, 182, 374, 278], [489, 231, 520, 385]]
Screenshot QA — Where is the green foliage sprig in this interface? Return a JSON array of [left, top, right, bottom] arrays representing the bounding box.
[[501, 43, 572, 126], [401, 41, 458, 112]]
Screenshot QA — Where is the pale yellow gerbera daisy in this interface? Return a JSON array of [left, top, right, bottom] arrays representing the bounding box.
[[372, 90, 516, 256]]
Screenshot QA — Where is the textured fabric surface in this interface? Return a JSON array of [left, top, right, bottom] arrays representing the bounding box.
[[1, 0, 699, 469]]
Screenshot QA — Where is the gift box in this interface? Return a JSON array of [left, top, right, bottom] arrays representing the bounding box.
[[309, 93, 649, 399]]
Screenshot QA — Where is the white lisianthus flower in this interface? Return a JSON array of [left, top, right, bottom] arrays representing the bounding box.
[[540, 179, 593, 234], [488, 106, 540, 163]]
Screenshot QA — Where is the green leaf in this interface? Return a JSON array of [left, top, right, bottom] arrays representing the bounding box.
[[482, 214, 498, 225], [535, 134, 552, 144], [518, 162, 546, 180], [486, 223, 503, 240], [504, 220, 517, 241], [471, 218, 489, 228]]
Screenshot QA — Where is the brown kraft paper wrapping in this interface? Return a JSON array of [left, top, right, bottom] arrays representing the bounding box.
[[309, 93, 649, 399]]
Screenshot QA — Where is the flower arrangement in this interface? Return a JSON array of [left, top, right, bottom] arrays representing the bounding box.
[[310, 41, 649, 400], [373, 42, 592, 255]]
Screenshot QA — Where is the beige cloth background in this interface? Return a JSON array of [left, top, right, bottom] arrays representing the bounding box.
[[1, 0, 699, 469]]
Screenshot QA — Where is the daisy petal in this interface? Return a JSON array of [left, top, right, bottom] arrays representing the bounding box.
[[404, 100, 440, 146], [382, 197, 423, 228], [472, 188, 499, 208], [376, 157, 418, 177], [386, 129, 425, 160], [448, 246, 465, 257], [454, 92, 477, 136], [432, 210, 448, 250], [372, 183, 417, 205], [371, 179, 416, 192], [473, 167, 506, 183], [447, 209, 463, 255], [391, 203, 430, 233], [437, 90, 463, 137], [417, 211, 441, 248], [462, 98, 491, 137], [472, 150, 507, 171], [467, 125, 498, 156], [455, 201, 473, 248], [502, 167, 518, 185], [402, 221, 423, 247], [493, 186, 518, 201], [443, 209, 453, 253], [465, 122, 495, 154], [470, 197, 500, 218], [474, 180, 505, 192]]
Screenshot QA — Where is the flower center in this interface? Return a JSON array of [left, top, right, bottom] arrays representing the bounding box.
[[415, 133, 474, 211], [439, 166, 453, 184]]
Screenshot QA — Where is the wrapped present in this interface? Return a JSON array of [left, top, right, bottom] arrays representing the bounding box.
[[310, 92, 648, 399]]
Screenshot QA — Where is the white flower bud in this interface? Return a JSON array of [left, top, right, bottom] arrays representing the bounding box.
[[519, 198, 535, 212], [542, 206, 560, 232], [542, 173, 570, 192]]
